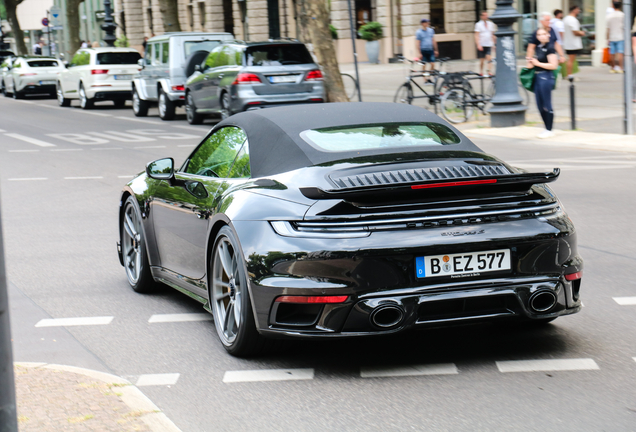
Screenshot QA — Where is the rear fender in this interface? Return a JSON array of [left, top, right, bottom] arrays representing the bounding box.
[[132, 78, 149, 100]]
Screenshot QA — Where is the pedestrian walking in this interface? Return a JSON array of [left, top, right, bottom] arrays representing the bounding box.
[[563, 5, 585, 78], [551, 9, 564, 45], [33, 41, 42, 55], [526, 12, 566, 65], [474, 11, 496, 76], [415, 18, 438, 71], [526, 28, 559, 139], [607, 1, 625, 73], [142, 36, 148, 50]]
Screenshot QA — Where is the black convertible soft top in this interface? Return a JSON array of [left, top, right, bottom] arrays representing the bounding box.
[[215, 102, 482, 178]]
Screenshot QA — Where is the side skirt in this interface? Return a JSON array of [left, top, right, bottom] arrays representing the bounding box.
[[150, 266, 209, 306]]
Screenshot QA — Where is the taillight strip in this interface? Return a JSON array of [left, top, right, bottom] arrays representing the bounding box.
[[275, 295, 348, 304], [564, 271, 582, 281], [411, 179, 497, 190]]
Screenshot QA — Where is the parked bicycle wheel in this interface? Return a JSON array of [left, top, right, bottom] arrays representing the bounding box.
[[340, 73, 358, 100], [441, 87, 474, 123], [393, 83, 413, 104]]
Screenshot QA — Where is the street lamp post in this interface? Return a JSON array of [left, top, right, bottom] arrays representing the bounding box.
[[101, 0, 117, 47], [488, 0, 527, 127]]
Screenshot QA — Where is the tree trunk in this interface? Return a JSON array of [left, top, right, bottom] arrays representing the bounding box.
[[157, 0, 182, 32], [4, 0, 27, 55], [300, 0, 348, 102], [66, 0, 85, 55]]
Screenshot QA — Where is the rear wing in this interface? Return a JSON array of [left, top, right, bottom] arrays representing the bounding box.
[[299, 169, 560, 201]]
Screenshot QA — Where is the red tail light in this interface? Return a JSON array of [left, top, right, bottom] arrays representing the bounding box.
[[91, 69, 109, 75], [275, 295, 349, 304], [305, 70, 323, 81], [171, 85, 185, 91], [232, 73, 261, 84], [19, 73, 37, 76], [411, 179, 497, 190], [564, 271, 582, 281]]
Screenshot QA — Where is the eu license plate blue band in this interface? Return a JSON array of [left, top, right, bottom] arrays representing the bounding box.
[[415, 257, 426, 278]]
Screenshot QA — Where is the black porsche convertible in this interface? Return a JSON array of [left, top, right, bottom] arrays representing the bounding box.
[[117, 103, 583, 356]]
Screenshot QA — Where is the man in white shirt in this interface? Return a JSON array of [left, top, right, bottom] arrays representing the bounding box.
[[563, 5, 585, 77], [550, 9, 564, 45], [474, 11, 496, 76], [606, 1, 625, 73]]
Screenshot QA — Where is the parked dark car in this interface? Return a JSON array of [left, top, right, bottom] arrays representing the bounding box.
[[118, 103, 583, 357], [184, 40, 325, 124]]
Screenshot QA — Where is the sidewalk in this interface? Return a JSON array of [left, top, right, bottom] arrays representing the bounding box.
[[13, 362, 181, 432], [339, 60, 632, 135]]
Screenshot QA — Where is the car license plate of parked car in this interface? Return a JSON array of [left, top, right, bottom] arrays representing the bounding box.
[[114, 75, 133, 80], [415, 249, 511, 278], [269, 75, 297, 84], [39, 80, 55, 85]]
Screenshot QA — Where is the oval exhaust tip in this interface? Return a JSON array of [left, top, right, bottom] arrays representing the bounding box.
[[370, 305, 405, 329], [529, 291, 557, 313]]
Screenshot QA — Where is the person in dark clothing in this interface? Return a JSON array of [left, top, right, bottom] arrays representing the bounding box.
[[526, 11, 565, 64], [526, 28, 559, 139]]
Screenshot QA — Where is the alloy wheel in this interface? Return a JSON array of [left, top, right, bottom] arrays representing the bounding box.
[[56, 84, 64, 105], [220, 93, 231, 120], [211, 236, 243, 345], [185, 93, 194, 122], [158, 93, 166, 118], [122, 202, 143, 285], [79, 85, 87, 108], [132, 90, 140, 113]]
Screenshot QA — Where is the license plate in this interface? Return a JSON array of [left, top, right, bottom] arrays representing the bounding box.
[[268, 75, 297, 84], [39, 80, 55, 85], [416, 249, 511, 278], [114, 74, 132, 80]]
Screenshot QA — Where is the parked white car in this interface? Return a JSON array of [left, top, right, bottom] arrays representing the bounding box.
[[57, 47, 142, 109], [1, 56, 64, 99]]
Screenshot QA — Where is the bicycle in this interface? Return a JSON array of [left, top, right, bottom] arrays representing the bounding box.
[[393, 56, 451, 113]]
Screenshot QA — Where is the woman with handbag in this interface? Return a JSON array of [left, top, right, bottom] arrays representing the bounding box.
[[526, 28, 559, 139]]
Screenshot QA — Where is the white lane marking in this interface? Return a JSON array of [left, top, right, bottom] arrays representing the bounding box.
[[13, 100, 35, 104], [47, 133, 109, 145], [118, 175, 135, 179], [64, 176, 104, 180], [613, 297, 636, 305], [0, 128, 5, 132], [223, 368, 314, 383], [77, 111, 112, 117], [633, 357, 636, 363], [88, 131, 155, 142], [116, 116, 161, 124], [178, 144, 196, 148], [148, 313, 213, 323], [5, 133, 56, 147], [171, 125, 206, 131], [8, 150, 39, 153], [92, 147, 122, 151], [50, 148, 83, 152], [134, 145, 166, 149], [136, 373, 180, 387], [35, 316, 114, 327], [128, 129, 201, 140], [8, 178, 48, 181], [360, 363, 458, 378], [496, 358, 599, 373]]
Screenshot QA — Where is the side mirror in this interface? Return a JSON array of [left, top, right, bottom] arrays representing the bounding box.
[[63, 61, 69, 68], [146, 158, 174, 181], [137, 58, 145, 68], [194, 64, 201, 72]]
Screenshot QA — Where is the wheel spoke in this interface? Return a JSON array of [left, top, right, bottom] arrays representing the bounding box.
[[224, 301, 235, 334], [214, 279, 231, 288], [233, 292, 242, 328], [218, 241, 233, 277], [124, 213, 137, 238], [215, 291, 230, 300]]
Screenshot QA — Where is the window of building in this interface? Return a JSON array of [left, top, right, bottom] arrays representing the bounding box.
[[430, 0, 445, 34], [267, 0, 281, 39], [147, 7, 153, 34], [188, 3, 194, 29], [199, 1, 206, 28], [223, 0, 234, 35], [355, 0, 372, 31]]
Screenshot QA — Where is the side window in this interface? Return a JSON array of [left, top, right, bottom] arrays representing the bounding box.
[[184, 127, 247, 178], [13, 60, 21, 69], [228, 140, 250, 178], [144, 45, 151, 65], [203, 47, 221, 70], [79, 52, 91, 66], [161, 42, 169, 65], [224, 46, 236, 66], [152, 44, 161, 66]]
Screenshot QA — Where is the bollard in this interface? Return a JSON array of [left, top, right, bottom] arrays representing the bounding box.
[[568, 76, 576, 130]]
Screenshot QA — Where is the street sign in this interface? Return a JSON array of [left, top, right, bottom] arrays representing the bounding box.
[[51, 26, 63, 31], [50, 6, 62, 26], [42, 17, 49, 26]]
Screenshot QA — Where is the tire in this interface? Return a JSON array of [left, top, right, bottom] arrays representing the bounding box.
[[210, 226, 267, 357], [121, 196, 155, 293], [393, 83, 413, 104], [340, 73, 358, 100], [1, 80, 9, 97], [158, 88, 176, 120], [220, 92, 232, 120], [185, 92, 203, 125], [79, 83, 94, 109], [441, 87, 473, 124], [114, 99, 126, 108], [56, 82, 71, 107], [12, 88, 23, 99], [132, 87, 149, 117]]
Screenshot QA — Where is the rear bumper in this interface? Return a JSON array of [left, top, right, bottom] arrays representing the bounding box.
[[92, 91, 132, 100], [17, 84, 55, 94]]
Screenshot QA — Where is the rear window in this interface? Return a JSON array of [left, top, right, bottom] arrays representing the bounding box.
[[96, 52, 141, 65], [246, 44, 313, 66], [300, 123, 461, 152], [27, 60, 60, 67], [184, 40, 223, 58]]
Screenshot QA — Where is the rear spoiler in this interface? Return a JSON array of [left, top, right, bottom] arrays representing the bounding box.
[[300, 169, 560, 201]]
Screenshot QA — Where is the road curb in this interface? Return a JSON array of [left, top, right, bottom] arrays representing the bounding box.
[[15, 362, 182, 432]]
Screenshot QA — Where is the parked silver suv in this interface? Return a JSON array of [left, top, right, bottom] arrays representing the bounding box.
[[184, 41, 325, 124], [132, 32, 233, 120]]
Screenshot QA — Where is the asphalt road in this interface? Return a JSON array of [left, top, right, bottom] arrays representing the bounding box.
[[1, 95, 635, 432]]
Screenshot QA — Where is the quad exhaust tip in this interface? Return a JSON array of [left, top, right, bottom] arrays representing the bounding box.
[[370, 305, 405, 329], [529, 290, 557, 313]]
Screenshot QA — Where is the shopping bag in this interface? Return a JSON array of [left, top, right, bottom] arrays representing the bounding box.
[[560, 60, 578, 78], [602, 47, 610, 64], [519, 67, 536, 92], [553, 65, 562, 89]]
